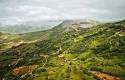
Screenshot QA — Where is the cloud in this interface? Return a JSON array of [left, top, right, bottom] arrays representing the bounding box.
[[0, 0, 125, 25]]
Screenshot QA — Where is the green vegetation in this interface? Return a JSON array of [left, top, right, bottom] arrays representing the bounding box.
[[0, 20, 125, 80]]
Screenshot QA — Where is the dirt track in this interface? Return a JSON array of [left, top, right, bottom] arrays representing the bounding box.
[[91, 71, 120, 80]]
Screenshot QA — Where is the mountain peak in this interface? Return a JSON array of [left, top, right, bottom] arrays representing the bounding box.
[[59, 19, 99, 28]]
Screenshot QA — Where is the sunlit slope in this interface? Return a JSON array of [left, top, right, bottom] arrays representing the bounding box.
[[0, 31, 51, 51]]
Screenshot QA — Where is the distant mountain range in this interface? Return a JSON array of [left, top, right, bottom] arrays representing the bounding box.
[[0, 19, 99, 34], [0, 20, 62, 34]]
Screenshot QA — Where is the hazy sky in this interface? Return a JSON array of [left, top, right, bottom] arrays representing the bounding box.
[[0, 0, 125, 25]]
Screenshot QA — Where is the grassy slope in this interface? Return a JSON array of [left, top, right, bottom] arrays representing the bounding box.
[[0, 30, 54, 52], [0, 20, 125, 80]]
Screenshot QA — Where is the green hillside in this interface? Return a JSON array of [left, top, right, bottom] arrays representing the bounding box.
[[0, 31, 49, 52], [0, 20, 125, 80]]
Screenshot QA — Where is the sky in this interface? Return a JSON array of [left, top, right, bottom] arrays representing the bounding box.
[[0, 0, 125, 25]]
